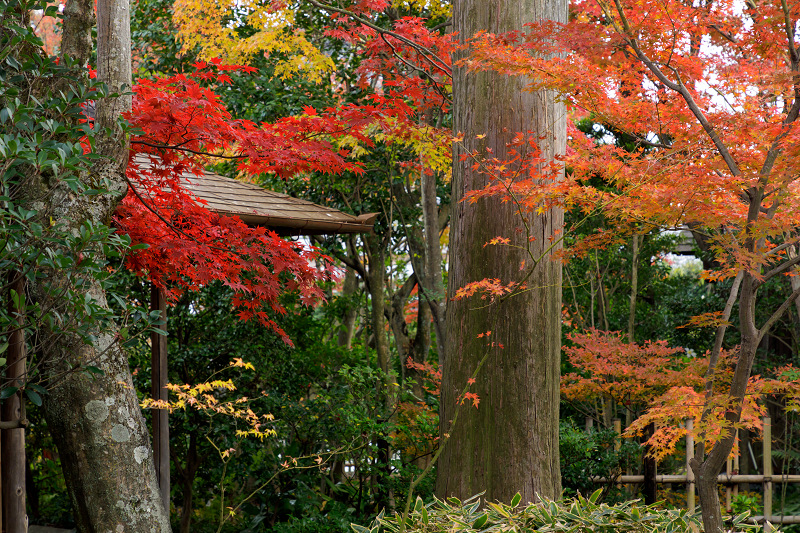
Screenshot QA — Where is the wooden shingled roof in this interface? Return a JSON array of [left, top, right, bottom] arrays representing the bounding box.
[[134, 155, 377, 235]]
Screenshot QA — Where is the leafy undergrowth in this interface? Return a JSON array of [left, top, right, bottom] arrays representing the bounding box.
[[356, 490, 758, 533]]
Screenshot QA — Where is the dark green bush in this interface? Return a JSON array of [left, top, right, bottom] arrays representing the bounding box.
[[559, 420, 642, 503]]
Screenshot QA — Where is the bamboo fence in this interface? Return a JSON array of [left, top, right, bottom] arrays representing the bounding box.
[[589, 417, 800, 528]]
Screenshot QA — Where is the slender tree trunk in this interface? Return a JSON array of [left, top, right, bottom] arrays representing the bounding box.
[[642, 423, 657, 504], [629, 235, 656, 503], [177, 433, 200, 533], [362, 234, 396, 511], [628, 234, 640, 341], [420, 169, 447, 359], [364, 235, 391, 380], [338, 267, 359, 350], [692, 273, 760, 533], [437, 0, 567, 504]]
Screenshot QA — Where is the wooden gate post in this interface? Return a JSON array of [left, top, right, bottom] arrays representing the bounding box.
[[151, 284, 169, 512], [734, 429, 740, 500], [764, 417, 772, 532], [2, 272, 27, 533], [686, 418, 695, 512]]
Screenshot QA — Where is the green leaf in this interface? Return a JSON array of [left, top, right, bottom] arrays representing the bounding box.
[[0, 342, 8, 355], [122, 338, 141, 349], [0, 386, 18, 400], [84, 365, 104, 375], [24, 388, 42, 406], [350, 525, 370, 533], [511, 492, 522, 508], [472, 513, 489, 529], [413, 496, 423, 512], [589, 488, 603, 504], [488, 502, 510, 518]]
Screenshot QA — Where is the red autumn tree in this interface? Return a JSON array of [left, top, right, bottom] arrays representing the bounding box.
[[114, 61, 393, 341]]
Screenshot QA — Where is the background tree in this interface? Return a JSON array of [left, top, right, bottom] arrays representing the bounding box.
[[436, 0, 567, 504]]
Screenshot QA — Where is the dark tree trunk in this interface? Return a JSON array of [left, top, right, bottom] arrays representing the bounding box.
[[437, 0, 567, 504], [176, 432, 201, 533], [642, 423, 657, 505], [691, 272, 761, 533]]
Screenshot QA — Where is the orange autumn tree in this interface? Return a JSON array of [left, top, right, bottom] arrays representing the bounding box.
[[458, 0, 800, 530], [561, 330, 800, 462]]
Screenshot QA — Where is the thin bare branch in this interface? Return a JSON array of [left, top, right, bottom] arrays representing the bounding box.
[[610, 0, 742, 178], [304, 0, 451, 78], [758, 285, 800, 343]]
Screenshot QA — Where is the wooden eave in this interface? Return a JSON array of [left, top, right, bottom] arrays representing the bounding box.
[[133, 155, 377, 235]]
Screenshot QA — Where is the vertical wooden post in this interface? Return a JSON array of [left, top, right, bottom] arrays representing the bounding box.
[[726, 456, 732, 513], [763, 417, 772, 533], [613, 418, 622, 490], [150, 284, 170, 513], [643, 422, 657, 504], [734, 429, 740, 500], [686, 418, 695, 512], [2, 272, 26, 533], [585, 416, 593, 432]]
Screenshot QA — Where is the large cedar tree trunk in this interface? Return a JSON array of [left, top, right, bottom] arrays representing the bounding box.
[[437, 0, 567, 504], [22, 0, 172, 529]]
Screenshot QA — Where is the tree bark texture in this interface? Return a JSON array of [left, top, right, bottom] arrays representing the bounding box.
[[25, 0, 172, 529], [437, 0, 567, 504]]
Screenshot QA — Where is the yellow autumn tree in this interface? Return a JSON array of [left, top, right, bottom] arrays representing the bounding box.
[[172, 0, 334, 81]]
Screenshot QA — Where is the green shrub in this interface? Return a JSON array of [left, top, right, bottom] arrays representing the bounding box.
[[559, 420, 641, 503], [355, 489, 757, 533]]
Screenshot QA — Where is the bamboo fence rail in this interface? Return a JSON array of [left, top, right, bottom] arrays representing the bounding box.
[[589, 417, 798, 529]]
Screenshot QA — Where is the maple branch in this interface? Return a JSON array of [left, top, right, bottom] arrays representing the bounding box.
[[758, 252, 800, 287], [755, 1, 800, 185], [385, 271, 418, 324], [304, 0, 451, 78], [121, 173, 267, 262], [131, 140, 247, 160], [758, 285, 800, 344], [610, 0, 742, 179], [310, 235, 367, 281], [780, 0, 800, 66], [429, 19, 452, 32], [695, 270, 743, 461], [379, 33, 451, 103], [708, 24, 738, 45], [766, 234, 800, 257]]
